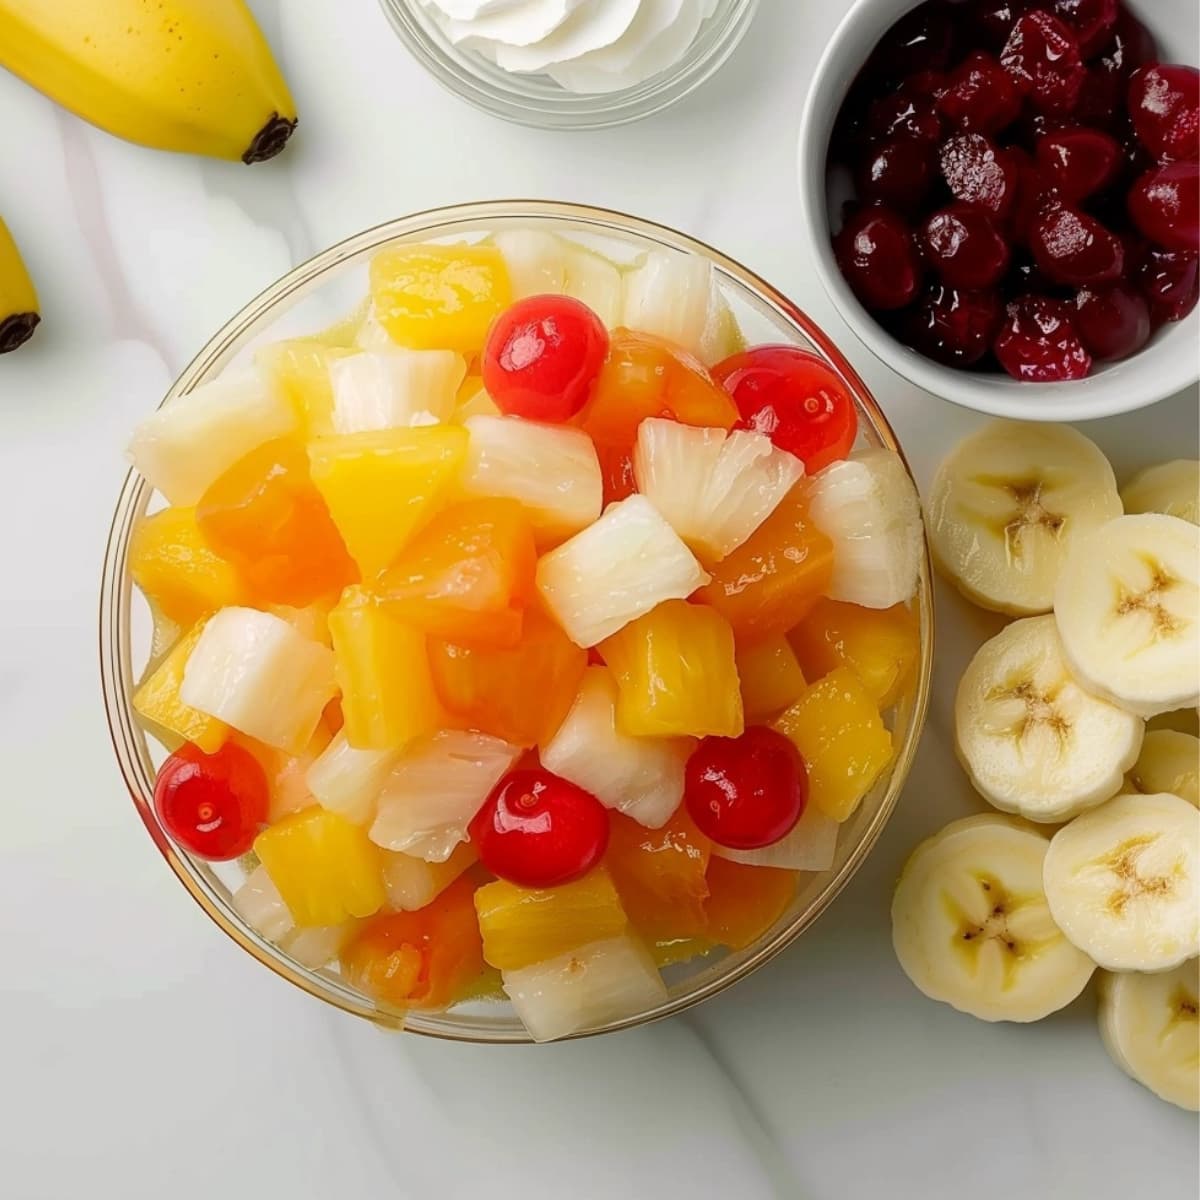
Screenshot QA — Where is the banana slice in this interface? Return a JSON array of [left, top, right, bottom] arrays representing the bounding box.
[[955, 616, 1143, 823], [1098, 961, 1199, 1111], [1043, 793, 1200, 972], [1126, 730, 1199, 808], [929, 421, 1121, 616], [891, 814, 1096, 1022], [1121, 460, 1200, 526], [1054, 514, 1200, 719]]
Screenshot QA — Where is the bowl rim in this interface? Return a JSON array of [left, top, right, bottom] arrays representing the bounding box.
[[796, 0, 1200, 422], [100, 199, 934, 1042]]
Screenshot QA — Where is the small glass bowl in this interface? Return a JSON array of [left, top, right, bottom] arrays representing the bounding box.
[[377, 0, 760, 129], [100, 200, 934, 1043]]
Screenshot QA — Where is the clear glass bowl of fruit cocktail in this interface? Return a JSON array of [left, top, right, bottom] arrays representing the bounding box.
[[101, 201, 933, 1043]]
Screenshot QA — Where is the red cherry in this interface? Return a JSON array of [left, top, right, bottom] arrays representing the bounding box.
[[901, 284, 1004, 367], [922, 204, 1011, 289], [1030, 201, 1125, 285], [966, 1, 1033, 53], [867, 1, 958, 83], [855, 137, 935, 215], [712, 345, 858, 473], [939, 133, 1019, 216], [468, 768, 609, 888], [482, 295, 609, 423], [995, 295, 1093, 380], [1107, 8, 1157, 77], [1001, 11, 1086, 113], [1137, 248, 1200, 325], [684, 727, 808, 851], [1004, 148, 1053, 245], [1074, 283, 1151, 360], [866, 92, 944, 144], [1127, 65, 1200, 163], [1036, 128, 1121, 200], [833, 206, 923, 311], [153, 741, 269, 861], [1073, 64, 1125, 130], [1128, 161, 1200, 252], [937, 52, 1022, 135], [1050, 0, 1118, 61]]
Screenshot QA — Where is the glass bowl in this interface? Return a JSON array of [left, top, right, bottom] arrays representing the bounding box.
[[376, 0, 760, 129], [100, 200, 934, 1043]]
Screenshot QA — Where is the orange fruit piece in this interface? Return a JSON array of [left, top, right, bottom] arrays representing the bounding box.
[[196, 438, 356, 606], [605, 810, 712, 942], [129, 506, 246, 627], [340, 875, 484, 1010], [428, 605, 586, 747], [773, 666, 893, 822], [704, 857, 798, 951], [735, 635, 807, 723], [696, 486, 834, 643], [375, 499, 537, 650], [788, 598, 920, 710]]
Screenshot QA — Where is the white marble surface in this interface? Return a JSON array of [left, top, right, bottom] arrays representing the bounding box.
[[1, 3, 1197, 1198]]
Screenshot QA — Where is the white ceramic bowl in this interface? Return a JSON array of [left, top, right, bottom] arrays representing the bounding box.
[[797, 0, 1200, 422]]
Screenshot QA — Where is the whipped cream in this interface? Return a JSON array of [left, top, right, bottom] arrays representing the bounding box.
[[422, 0, 722, 94]]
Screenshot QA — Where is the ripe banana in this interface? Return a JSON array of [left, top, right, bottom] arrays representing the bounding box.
[[1054, 513, 1200, 719], [1121, 459, 1200, 526], [955, 616, 1143, 823], [1126, 730, 1199, 808], [891, 814, 1095, 1022], [928, 420, 1121, 616], [0, 0, 296, 163], [1098, 961, 1199, 1112], [1043, 792, 1200, 973], [0, 216, 39, 353]]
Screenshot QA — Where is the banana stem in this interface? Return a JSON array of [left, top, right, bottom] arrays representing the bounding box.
[[0, 311, 39, 354], [243, 114, 298, 164]]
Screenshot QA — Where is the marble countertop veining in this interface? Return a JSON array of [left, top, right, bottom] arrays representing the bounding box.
[[0, 2, 1197, 1198]]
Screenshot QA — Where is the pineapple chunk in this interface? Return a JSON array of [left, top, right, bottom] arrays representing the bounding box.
[[698, 291, 746, 367], [281, 921, 359, 968], [536, 495, 711, 648], [234, 720, 334, 823], [621, 250, 715, 357], [633, 420, 804, 563], [369, 243, 512, 354], [369, 730, 522, 861], [712, 801, 839, 872], [257, 338, 354, 438], [735, 636, 807, 722], [329, 349, 466, 433], [307, 426, 468, 578], [382, 842, 477, 912], [354, 307, 398, 351], [460, 415, 602, 542], [541, 667, 692, 829], [452, 377, 501, 423], [600, 600, 744, 738], [127, 370, 296, 505], [328, 586, 440, 751], [130, 506, 246, 628], [773, 667, 893, 822], [501, 934, 668, 1043], [491, 229, 568, 297], [268, 599, 335, 647], [133, 618, 228, 752], [179, 607, 337, 754], [306, 730, 400, 826], [254, 806, 386, 927], [475, 868, 627, 970], [563, 242, 623, 329], [232, 863, 295, 942]]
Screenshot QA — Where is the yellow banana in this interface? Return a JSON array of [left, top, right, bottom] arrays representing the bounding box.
[[0, 0, 297, 163], [0, 217, 39, 354]]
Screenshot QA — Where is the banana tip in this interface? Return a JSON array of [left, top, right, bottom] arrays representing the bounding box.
[[243, 114, 298, 164], [0, 312, 40, 354]]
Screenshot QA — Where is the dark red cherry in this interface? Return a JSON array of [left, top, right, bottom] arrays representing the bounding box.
[[921, 204, 1011, 288], [1107, 8, 1157, 76], [901, 284, 1004, 366], [939, 133, 1019, 216], [1127, 65, 1200, 163], [866, 92, 944, 144], [1004, 148, 1053, 245], [833, 206, 923, 310], [867, 1, 958, 83], [994, 295, 1093, 380], [1128, 161, 1200, 252], [1074, 283, 1151, 360], [856, 137, 935, 214], [937, 52, 1022, 135], [1137, 248, 1199, 324], [1036, 128, 1121, 200], [1001, 10, 1087, 113], [1030, 201, 1125, 285], [1050, 0, 1118, 61], [966, 0, 1033, 52]]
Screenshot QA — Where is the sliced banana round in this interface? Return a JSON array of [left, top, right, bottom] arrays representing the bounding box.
[[1126, 730, 1199, 808], [1121, 459, 1200, 526], [892, 814, 1096, 1022], [1043, 793, 1200, 972], [929, 421, 1121, 616], [955, 616, 1143, 823], [1054, 513, 1200, 719], [1098, 961, 1199, 1111]]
